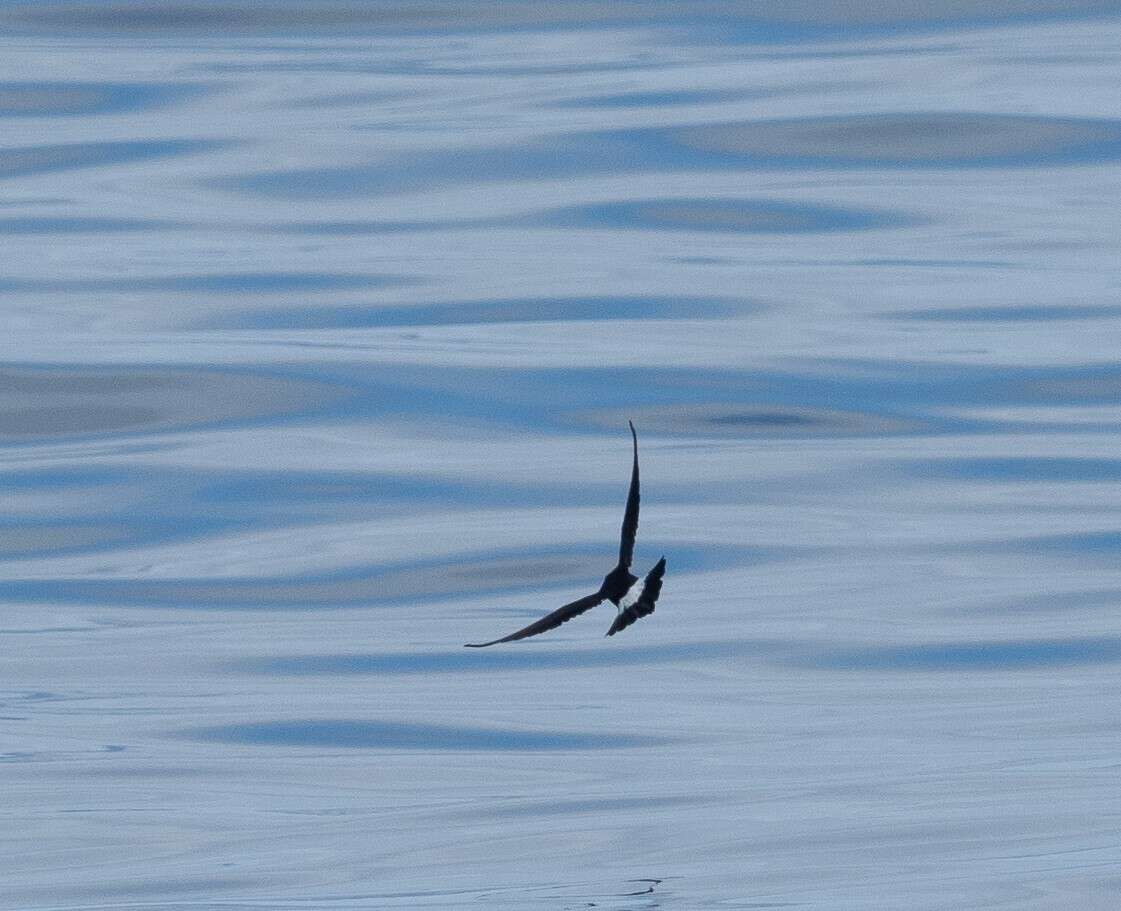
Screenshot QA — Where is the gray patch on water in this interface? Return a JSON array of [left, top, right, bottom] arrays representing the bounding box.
[[0, 366, 347, 442], [885, 304, 1121, 322], [585, 403, 924, 438], [0, 80, 209, 116], [675, 112, 1121, 167], [0, 522, 133, 557]]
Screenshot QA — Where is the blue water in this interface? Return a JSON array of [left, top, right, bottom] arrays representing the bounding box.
[[4, 3, 1121, 908]]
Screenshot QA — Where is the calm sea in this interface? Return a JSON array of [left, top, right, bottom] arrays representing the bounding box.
[[4, 3, 1121, 908]]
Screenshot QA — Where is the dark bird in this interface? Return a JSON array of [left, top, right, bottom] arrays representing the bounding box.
[[465, 421, 666, 647]]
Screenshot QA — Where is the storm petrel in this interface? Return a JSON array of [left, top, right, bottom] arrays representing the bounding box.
[[465, 421, 666, 647]]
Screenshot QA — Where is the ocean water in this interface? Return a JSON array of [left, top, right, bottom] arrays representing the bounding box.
[[4, 3, 1121, 908]]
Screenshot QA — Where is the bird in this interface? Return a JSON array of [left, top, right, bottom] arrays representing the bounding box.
[[465, 421, 666, 647]]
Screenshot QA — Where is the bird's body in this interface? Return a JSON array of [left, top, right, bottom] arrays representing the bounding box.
[[465, 422, 665, 647]]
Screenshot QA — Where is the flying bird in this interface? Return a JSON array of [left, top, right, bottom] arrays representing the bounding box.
[[465, 421, 665, 647]]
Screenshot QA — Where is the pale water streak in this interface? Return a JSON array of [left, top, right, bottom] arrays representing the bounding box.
[[4, 4, 1121, 910]]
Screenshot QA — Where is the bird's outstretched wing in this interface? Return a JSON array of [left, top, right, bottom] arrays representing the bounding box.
[[606, 556, 665, 637], [465, 591, 605, 647], [618, 420, 640, 569]]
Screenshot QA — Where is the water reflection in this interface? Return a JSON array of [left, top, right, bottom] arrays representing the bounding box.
[[0, 139, 220, 179], [0, 366, 348, 442], [218, 296, 751, 331], [0, 272, 413, 295], [0, 513, 247, 559], [194, 467, 652, 515], [587, 403, 928, 437], [0, 217, 180, 234], [484, 796, 700, 819], [972, 530, 1121, 557], [0, 80, 208, 116], [187, 719, 666, 750], [4, 5, 1121, 909], [888, 304, 1121, 322], [906, 457, 1121, 482], [521, 198, 913, 233], [235, 641, 785, 675], [675, 113, 1121, 167], [5, 357, 1094, 451], [0, 522, 139, 558], [996, 589, 1121, 614], [0, 543, 746, 607], [266, 198, 906, 234], [279, 89, 412, 109], [311, 362, 970, 435], [803, 637, 1121, 671], [546, 89, 748, 109], [0, 404, 159, 438], [5, 0, 1111, 37], [223, 112, 1121, 200]]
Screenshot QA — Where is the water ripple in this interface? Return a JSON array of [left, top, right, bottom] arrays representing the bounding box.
[[0, 271, 413, 295], [3, 11, 1120, 909], [185, 719, 665, 751], [0, 543, 752, 608], [887, 304, 1121, 322], [0, 80, 209, 116], [801, 637, 1121, 671], [675, 112, 1121, 168], [5, 1, 1112, 37], [222, 112, 1121, 199], [0, 139, 221, 179], [522, 197, 913, 233], [905, 457, 1121, 483], [546, 88, 749, 109], [0, 365, 349, 443], [234, 641, 786, 675], [265, 198, 906, 234], [213, 295, 753, 331], [0, 217, 182, 234], [587, 402, 930, 438]]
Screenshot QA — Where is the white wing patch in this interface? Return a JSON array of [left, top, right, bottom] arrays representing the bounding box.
[[618, 579, 642, 611]]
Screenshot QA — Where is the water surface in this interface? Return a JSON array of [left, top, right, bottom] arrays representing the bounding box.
[[4, 4, 1121, 910]]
